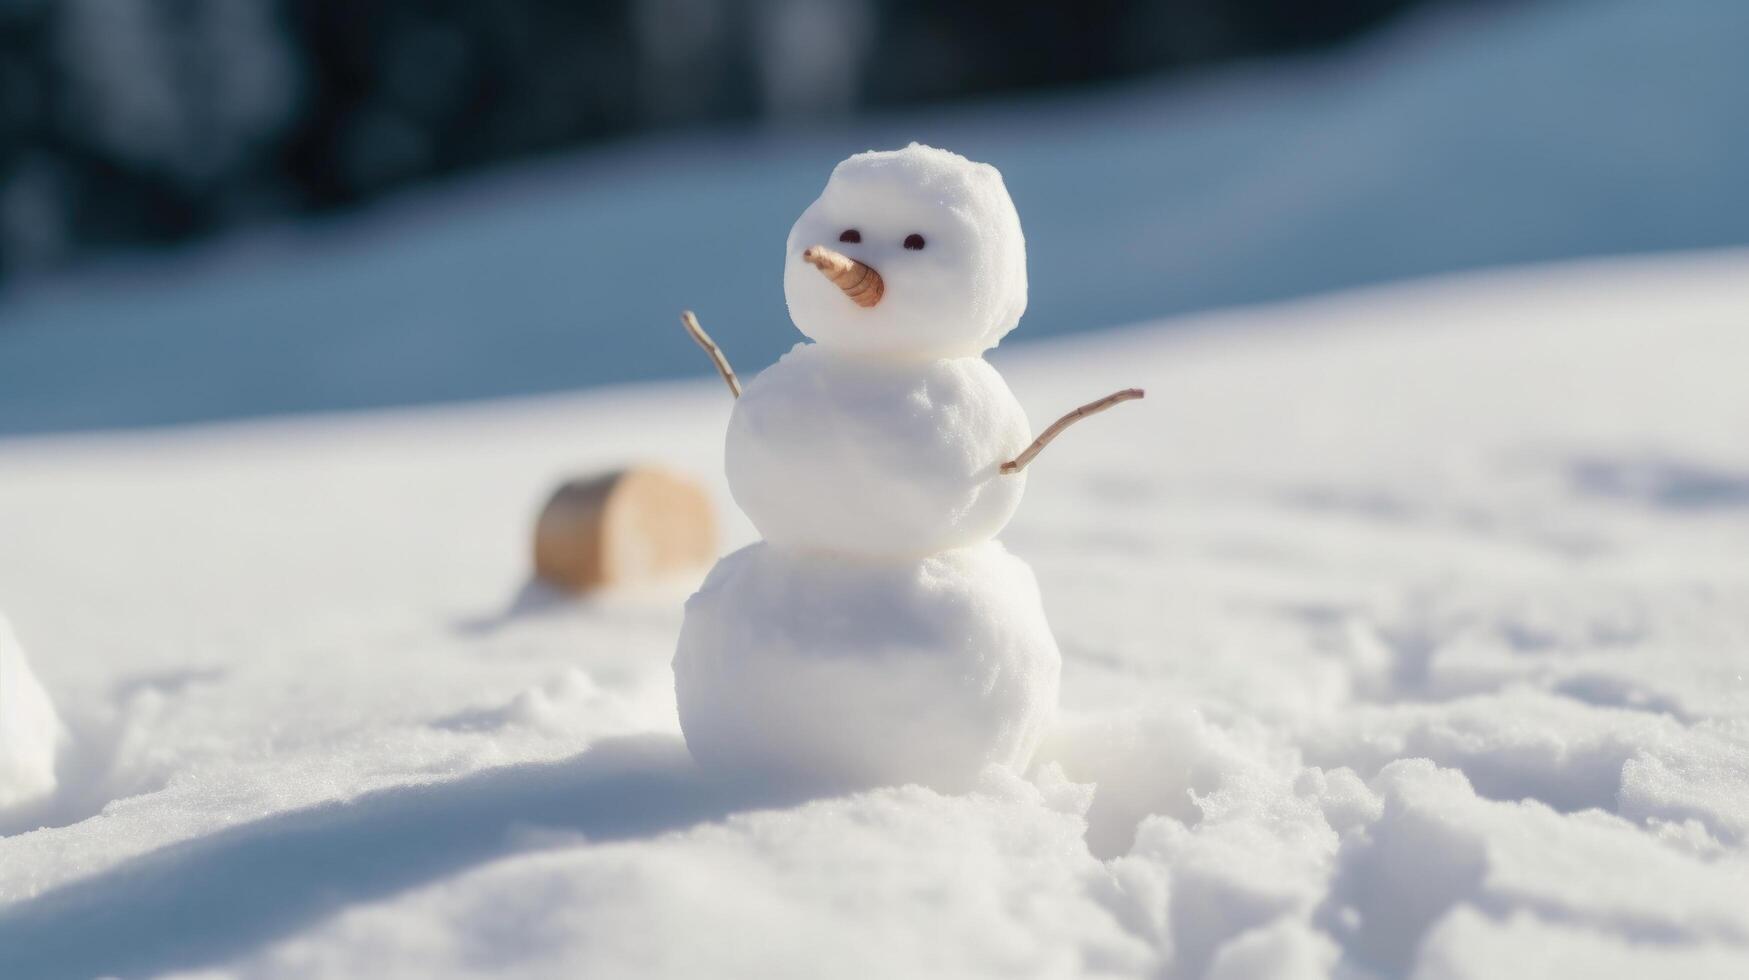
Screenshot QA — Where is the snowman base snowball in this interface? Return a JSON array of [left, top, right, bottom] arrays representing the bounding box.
[[675, 541, 1059, 791]]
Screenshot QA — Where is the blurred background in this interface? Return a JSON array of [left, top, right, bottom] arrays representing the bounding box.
[[0, 0, 1744, 435]]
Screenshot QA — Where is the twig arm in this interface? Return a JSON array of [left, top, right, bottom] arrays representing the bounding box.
[[681, 310, 741, 398], [1001, 387, 1144, 475]]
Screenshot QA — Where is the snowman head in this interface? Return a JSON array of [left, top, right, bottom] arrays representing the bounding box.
[[784, 143, 1027, 359]]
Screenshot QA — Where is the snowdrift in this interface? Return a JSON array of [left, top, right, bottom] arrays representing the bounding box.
[[0, 249, 1746, 977]]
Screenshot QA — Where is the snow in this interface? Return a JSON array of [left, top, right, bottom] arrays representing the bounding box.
[[688, 142, 1057, 790], [3, 0, 1747, 435], [2, 0, 1748, 970], [1, 247, 1747, 978], [727, 343, 1030, 556], [0, 615, 64, 811], [675, 541, 1060, 791], [785, 143, 1029, 358]]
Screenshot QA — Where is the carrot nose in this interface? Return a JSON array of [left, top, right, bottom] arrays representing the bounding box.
[[801, 245, 884, 308]]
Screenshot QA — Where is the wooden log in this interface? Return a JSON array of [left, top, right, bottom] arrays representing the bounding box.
[[534, 467, 717, 592]]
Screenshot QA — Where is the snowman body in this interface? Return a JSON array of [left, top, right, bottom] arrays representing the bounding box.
[[726, 343, 1031, 558], [674, 144, 1060, 791]]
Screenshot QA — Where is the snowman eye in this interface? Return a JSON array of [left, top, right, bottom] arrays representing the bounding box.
[[903, 233, 926, 250], [838, 229, 861, 243]]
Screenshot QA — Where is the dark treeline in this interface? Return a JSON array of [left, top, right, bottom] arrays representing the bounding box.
[[0, 0, 1444, 280]]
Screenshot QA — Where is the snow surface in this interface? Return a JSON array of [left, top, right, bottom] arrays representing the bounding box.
[[2, 0, 1746, 434], [1, 248, 1746, 978]]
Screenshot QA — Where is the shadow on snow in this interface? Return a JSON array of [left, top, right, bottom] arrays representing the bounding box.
[[0, 734, 815, 979]]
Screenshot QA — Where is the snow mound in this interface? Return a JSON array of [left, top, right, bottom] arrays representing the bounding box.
[[0, 615, 62, 812]]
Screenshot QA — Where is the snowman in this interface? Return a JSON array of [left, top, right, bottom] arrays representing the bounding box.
[[1, 614, 62, 812], [674, 143, 1139, 791]]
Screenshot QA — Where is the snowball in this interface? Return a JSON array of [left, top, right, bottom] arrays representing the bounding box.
[[785, 143, 1027, 359], [0, 615, 62, 812], [727, 342, 1031, 558], [673, 541, 1060, 792]]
